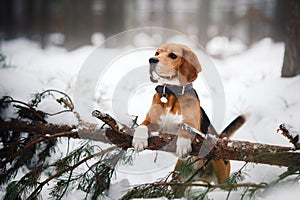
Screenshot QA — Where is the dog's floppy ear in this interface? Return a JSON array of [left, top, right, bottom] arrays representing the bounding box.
[[179, 47, 202, 84]]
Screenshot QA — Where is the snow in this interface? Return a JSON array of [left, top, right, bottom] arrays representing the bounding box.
[[1, 36, 300, 199], [227, 142, 233, 147], [206, 36, 247, 58]]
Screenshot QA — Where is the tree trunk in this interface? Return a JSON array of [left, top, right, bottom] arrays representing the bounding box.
[[64, 0, 92, 50], [281, 0, 300, 77], [104, 0, 125, 40], [272, 0, 288, 42], [197, 0, 210, 46]]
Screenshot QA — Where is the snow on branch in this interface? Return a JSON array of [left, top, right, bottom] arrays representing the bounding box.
[[1, 93, 300, 172], [91, 110, 300, 168]]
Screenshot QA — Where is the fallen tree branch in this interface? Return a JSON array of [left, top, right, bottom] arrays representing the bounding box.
[[91, 110, 300, 168], [1, 111, 300, 168], [0, 118, 77, 137], [0, 118, 112, 168], [0, 118, 112, 143]]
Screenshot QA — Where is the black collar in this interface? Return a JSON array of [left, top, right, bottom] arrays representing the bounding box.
[[155, 83, 198, 98]]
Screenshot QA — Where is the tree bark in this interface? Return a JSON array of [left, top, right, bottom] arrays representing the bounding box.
[[1, 112, 300, 168], [281, 0, 300, 77], [272, 0, 288, 42]]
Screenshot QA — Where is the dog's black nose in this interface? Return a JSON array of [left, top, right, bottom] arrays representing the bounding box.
[[149, 57, 159, 64]]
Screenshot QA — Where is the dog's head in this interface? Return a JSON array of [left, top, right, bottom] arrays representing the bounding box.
[[149, 43, 202, 86]]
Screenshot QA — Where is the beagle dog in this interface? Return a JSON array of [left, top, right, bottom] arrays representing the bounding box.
[[132, 43, 232, 184]]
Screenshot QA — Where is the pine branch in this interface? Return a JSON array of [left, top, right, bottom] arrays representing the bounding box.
[[121, 180, 267, 199], [1, 130, 75, 167], [121, 162, 267, 199], [27, 146, 119, 199], [0, 118, 112, 167]]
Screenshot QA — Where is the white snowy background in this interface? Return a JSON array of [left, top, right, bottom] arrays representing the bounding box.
[[1, 35, 300, 199]]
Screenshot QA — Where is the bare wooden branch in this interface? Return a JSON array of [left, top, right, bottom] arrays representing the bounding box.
[[91, 111, 300, 168], [106, 124, 300, 167], [1, 111, 300, 168], [278, 124, 300, 149]]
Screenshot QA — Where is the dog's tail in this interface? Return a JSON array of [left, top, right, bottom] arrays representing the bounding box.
[[219, 115, 246, 139], [200, 107, 246, 139]]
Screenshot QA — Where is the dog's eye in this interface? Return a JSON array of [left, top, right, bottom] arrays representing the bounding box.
[[168, 53, 177, 59], [155, 52, 159, 56]]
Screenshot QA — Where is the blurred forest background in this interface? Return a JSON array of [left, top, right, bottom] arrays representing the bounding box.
[[0, 0, 299, 76], [0, 0, 287, 49]]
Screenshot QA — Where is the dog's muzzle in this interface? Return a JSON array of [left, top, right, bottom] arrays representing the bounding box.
[[148, 57, 178, 83], [149, 57, 159, 83]]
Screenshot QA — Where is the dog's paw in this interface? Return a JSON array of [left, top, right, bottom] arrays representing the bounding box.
[[132, 125, 149, 152], [176, 137, 192, 157]]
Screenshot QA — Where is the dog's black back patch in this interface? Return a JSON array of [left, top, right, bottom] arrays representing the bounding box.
[[200, 106, 210, 134]]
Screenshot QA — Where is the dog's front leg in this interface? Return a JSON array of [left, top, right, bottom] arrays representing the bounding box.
[[132, 100, 163, 152], [176, 111, 200, 157], [132, 125, 149, 152], [176, 128, 193, 157]]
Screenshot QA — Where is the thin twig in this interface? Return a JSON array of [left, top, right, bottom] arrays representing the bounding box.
[[58, 169, 73, 200], [3, 99, 46, 122], [278, 124, 300, 150], [151, 181, 267, 189], [38, 89, 74, 110]]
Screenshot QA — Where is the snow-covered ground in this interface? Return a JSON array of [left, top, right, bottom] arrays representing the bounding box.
[[1, 36, 300, 199]]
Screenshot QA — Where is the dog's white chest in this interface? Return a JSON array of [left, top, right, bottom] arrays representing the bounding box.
[[158, 108, 183, 134]]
